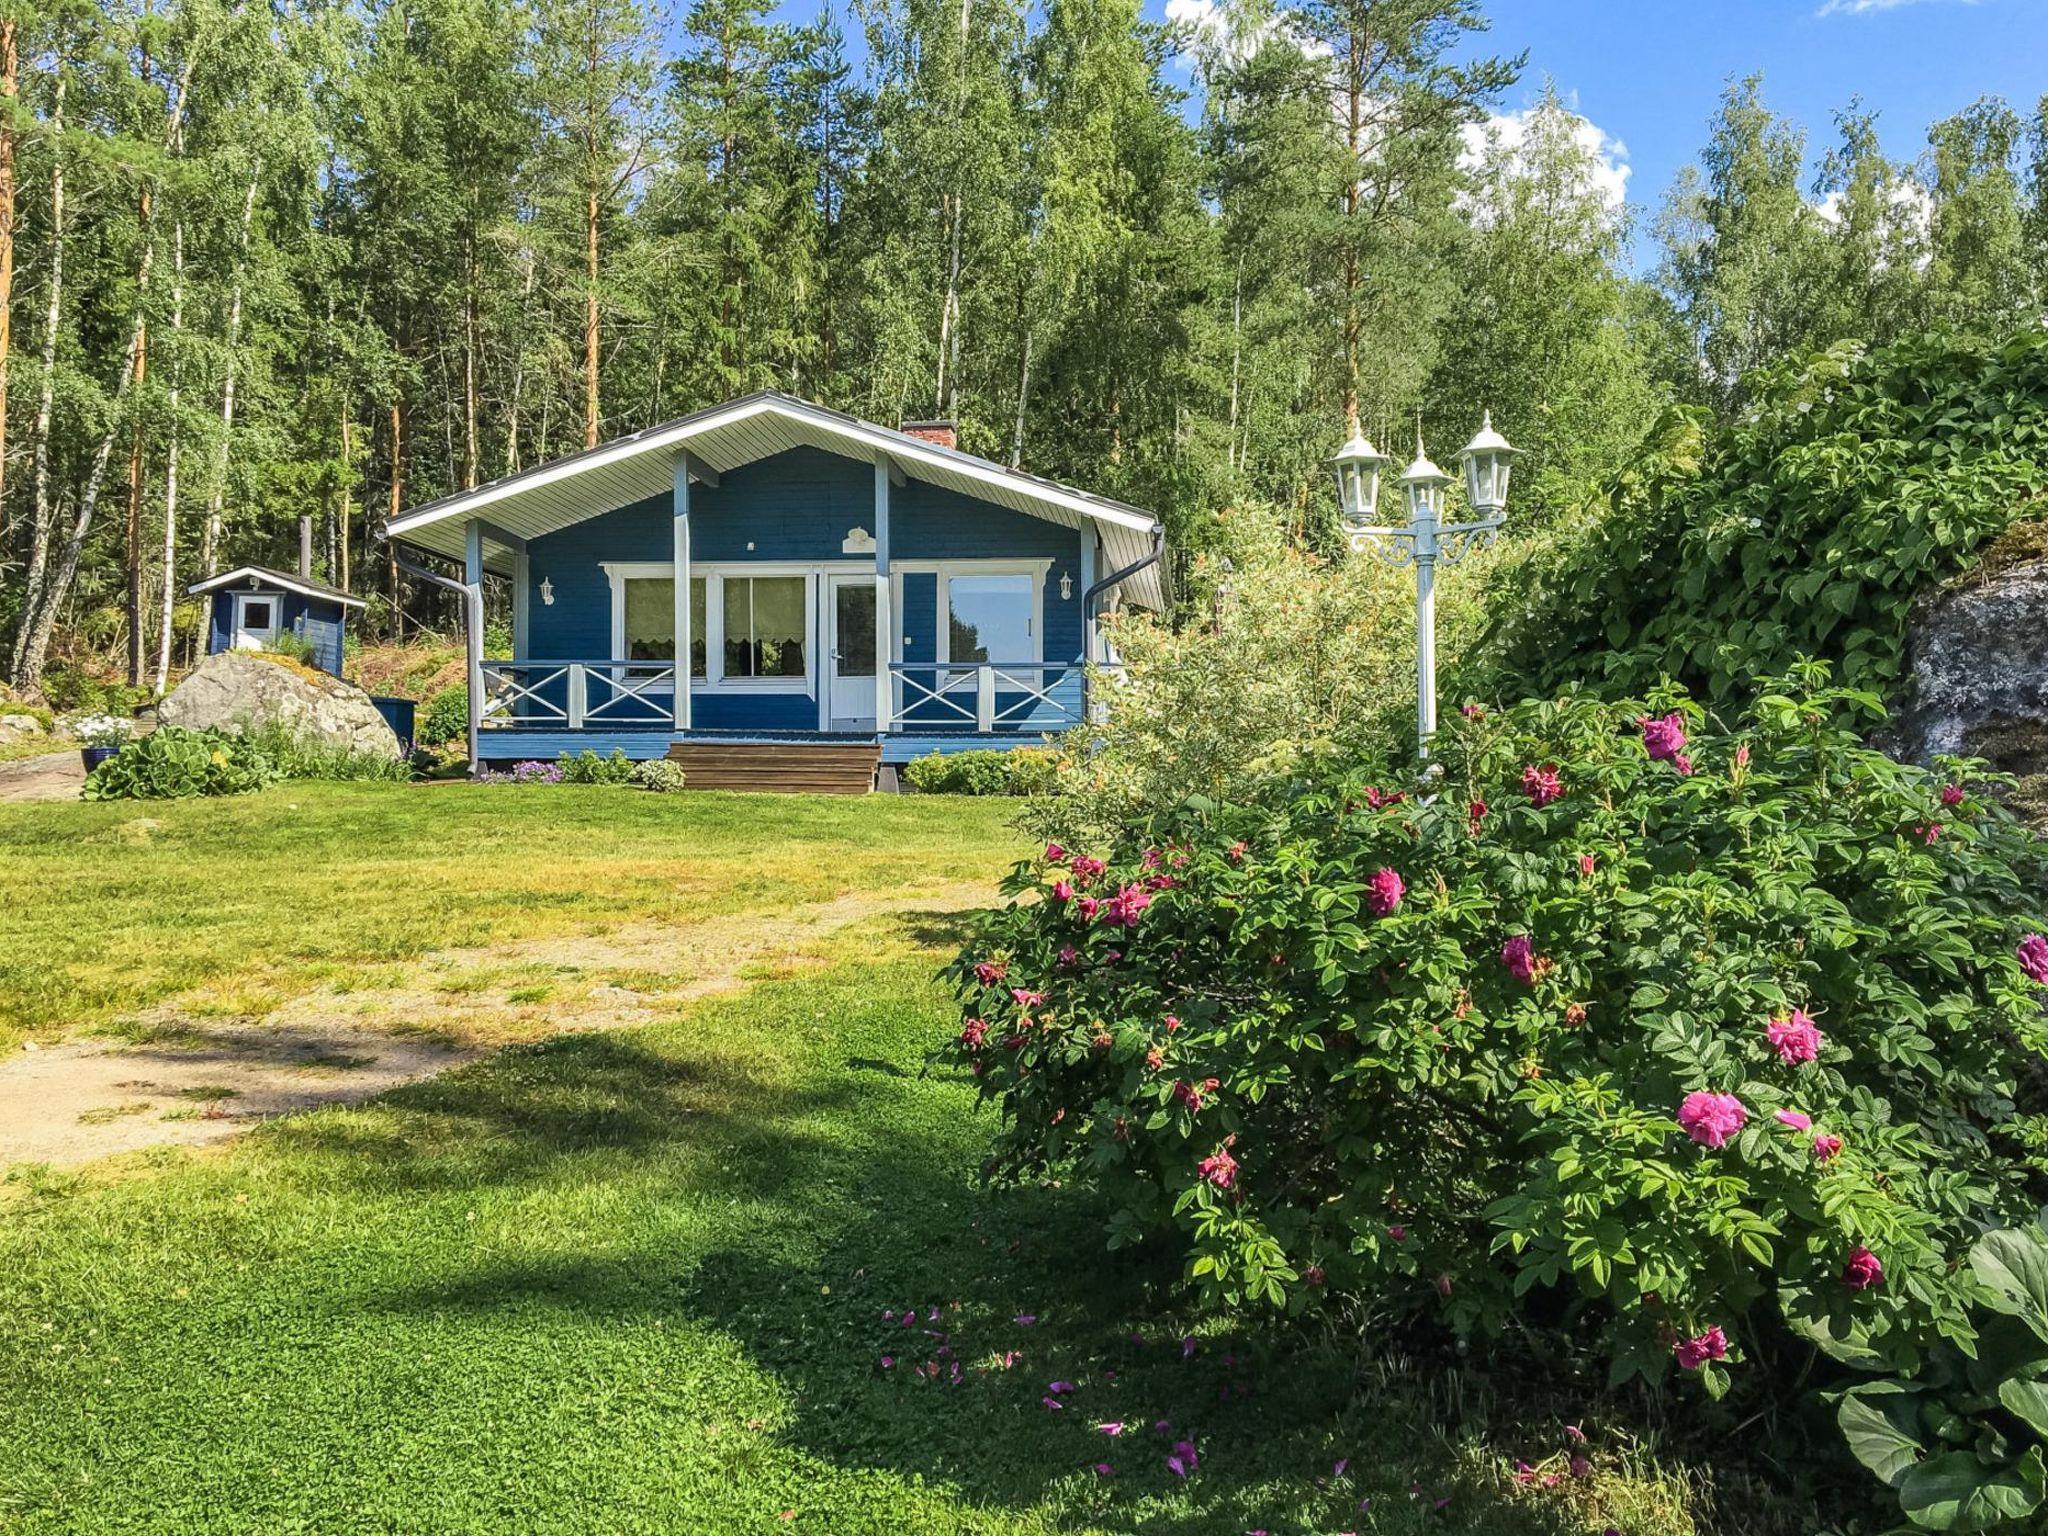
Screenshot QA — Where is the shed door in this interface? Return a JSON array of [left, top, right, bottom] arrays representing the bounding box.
[[232, 593, 281, 651], [827, 576, 877, 731]]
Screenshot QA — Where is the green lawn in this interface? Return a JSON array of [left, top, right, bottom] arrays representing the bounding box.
[[0, 785, 1717, 1534]]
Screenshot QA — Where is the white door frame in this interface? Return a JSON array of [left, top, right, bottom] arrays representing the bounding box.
[[232, 591, 282, 651], [825, 573, 878, 731]]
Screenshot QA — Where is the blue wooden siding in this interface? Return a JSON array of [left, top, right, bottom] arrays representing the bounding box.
[[205, 589, 348, 674], [520, 445, 1088, 736], [477, 729, 673, 764]]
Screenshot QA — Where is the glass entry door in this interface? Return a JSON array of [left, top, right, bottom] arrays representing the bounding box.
[[827, 576, 878, 730]]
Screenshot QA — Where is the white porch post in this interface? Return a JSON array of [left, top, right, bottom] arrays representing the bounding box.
[[1078, 529, 1096, 665], [462, 520, 485, 756], [673, 453, 692, 730], [873, 457, 893, 731]]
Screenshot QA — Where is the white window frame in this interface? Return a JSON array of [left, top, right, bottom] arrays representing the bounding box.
[[232, 591, 282, 650], [602, 560, 840, 695], [919, 560, 1050, 669]]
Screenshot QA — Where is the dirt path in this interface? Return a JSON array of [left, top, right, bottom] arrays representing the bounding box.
[[0, 880, 991, 1169], [0, 748, 84, 803]]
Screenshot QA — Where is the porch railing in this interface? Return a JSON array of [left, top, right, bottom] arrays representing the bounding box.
[[479, 660, 677, 729], [887, 660, 1097, 734]]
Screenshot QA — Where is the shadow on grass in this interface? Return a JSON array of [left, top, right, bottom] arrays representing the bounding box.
[[327, 1041, 1620, 1533]]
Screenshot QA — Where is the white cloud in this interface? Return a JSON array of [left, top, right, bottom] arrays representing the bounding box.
[[1816, 0, 1978, 17], [1458, 105, 1633, 216]]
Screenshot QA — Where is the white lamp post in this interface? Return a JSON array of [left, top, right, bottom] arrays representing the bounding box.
[[1335, 413, 1516, 751]]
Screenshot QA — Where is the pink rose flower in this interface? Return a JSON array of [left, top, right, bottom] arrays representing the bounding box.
[[1941, 784, 1965, 808], [1522, 764, 1563, 807], [1051, 880, 1074, 903], [975, 960, 1007, 986], [1500, 934, 1537, 984], [1045, 843, 1068, 864], [1677, 1090, 1748, 1149], [1197, 1146, 1238, 1190], [1641, 712, 1688, 764], [2019, 934, 2048, 986], [1076, 896, 1100, 921], [1673, 1325, 1728, 1371], [1772, 1108, 1811, 1131], [1843, 1245, 1884, 1290], [1578, 853, 1596, 877], [1069, 855, 1107, 882], [1367, 867, 1405, 917], [959, 1018, 988, 1049], [1765, 1008, 1822, 1066], [1387, 1224, 1408, 1242], [1101, 883, 1153, 929], [1813, 1133, 1844, 1162]]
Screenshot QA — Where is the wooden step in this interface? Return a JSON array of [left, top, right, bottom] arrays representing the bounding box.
[[664, 740, 881, 795]]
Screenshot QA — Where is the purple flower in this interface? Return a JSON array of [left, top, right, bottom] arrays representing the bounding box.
[[1092, 1462, 1114, 1477], [1641, 712, 1687, 764], [1522, 763, 1563, 807], [1014, 1314, 1037, 1326], [1167, 1440, 1200, 1478], [1773, 1109, 1812, 1131], [1366, 867, 1405, 917], [1844, 1245, 1884, 1290], [1766, 1008, 1823, 1065], [1048, 1380, 1076, 1394], [1673, 1325, 1727, 1370], [2019, 934, 2048, 986], [1677, 1090, 1747, 1149], [1500, 934, 1538, 984], [1096, 1422, 1125, 1437]]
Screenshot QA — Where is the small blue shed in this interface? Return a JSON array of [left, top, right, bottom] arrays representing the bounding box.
[[188, 565, 366, 676]]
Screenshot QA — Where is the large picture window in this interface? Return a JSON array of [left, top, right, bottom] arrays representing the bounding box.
[[723, 575, 807, 679], [609, 571, 705, 678], [946, 573, 1035, 664]]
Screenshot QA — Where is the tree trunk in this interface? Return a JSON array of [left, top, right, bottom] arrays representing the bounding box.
[[462, 236, 479, 487], [10, 71, 64, 688], [0, 18, 19, 532], [199, 163, 257, 577], [153, 216, 186, 695], [338, 407, 352, 591], [584, 178, 600, 447], [505, 254, 533, 474], [387, 399, 404, 639], [1009, 327, 1030, 468], [125, 180, 154, 686]]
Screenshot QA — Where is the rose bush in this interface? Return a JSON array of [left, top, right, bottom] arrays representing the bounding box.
[[942, 666, 2048, 1413]]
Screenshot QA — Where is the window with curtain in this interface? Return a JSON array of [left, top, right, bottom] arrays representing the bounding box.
[[946, 573, 1035, 664], [618, 576, 704, 676], [621, 578, 672, 662], [723, 576, 806, 679]]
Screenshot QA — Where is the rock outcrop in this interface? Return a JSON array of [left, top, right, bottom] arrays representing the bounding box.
[[159, 651, 401, 759], [1889, 523, 2048, 780]]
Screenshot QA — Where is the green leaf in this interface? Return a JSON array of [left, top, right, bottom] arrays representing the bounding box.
[[1839, 1383, 1930, 1488], [1897, 1449, 2045, 1531], [1999, 1378, 2048, 1439], [1972, 1229, 2048, 1342]]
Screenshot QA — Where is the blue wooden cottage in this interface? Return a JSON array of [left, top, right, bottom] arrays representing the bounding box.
[[188, 563, 366, 676], [385, 392, 1166, 790]]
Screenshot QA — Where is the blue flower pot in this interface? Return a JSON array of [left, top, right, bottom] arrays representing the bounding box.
[[82, 746, 119, 772]]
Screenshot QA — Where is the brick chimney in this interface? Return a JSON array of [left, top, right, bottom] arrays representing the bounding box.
[[900, 420, 957, 451]]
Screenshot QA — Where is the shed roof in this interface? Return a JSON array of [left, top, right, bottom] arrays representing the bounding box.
[[384, 391, 1166, 608], [187, 565, 367, 609]]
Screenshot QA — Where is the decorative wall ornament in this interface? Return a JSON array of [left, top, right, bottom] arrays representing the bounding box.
[[842, 526, 876, 555], [540, 577, 555, 606]]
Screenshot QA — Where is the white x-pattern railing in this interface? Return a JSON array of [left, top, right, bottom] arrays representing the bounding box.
[[479, 660, 677, 729]]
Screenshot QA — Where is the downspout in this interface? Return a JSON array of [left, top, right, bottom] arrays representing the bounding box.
[[1079, 526, 1165, 720], [1081, 526, 1165, 662], [394, 548, 483, 776]]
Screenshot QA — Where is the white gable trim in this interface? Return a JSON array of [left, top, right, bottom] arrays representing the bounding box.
[[186, 566, 367, 608], [385, 394, 1160, 540]]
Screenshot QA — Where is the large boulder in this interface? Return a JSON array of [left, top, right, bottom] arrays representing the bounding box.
[[1888, 521, 2048, 784], [160, 651, 402, 759]]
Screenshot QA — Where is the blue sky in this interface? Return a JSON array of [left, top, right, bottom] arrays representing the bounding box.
[[1451, 0, 2048, 268]]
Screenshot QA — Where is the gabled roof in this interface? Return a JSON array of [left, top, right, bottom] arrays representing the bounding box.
[[187, 565, 367, 609], [384, 391, 1166, 608]]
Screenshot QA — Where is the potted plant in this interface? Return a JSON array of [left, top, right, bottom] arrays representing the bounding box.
[[72, 714, 135, 772]]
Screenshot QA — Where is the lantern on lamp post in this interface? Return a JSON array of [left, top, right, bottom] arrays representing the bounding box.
[[1337, 413, 1516, 752]]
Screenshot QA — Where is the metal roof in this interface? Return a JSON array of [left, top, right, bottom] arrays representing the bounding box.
[[187, 565, 367, 608], [384, 391, 1166, 608]]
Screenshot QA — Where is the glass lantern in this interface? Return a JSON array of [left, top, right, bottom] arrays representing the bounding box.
[[1456, 411, 1517, 520], [1331, 432, 1391, 533], [1398, 436, 1452, 526]]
